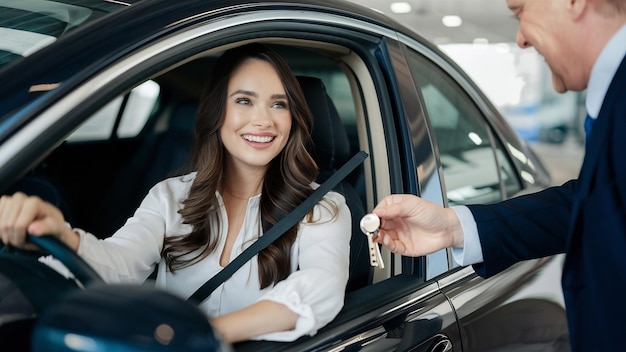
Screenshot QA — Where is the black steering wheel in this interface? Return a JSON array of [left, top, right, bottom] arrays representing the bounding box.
[[26, 234, 104, 287]]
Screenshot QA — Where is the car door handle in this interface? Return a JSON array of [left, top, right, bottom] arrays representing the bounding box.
[[398, 333, 452, 352], [429, 335, 453, 352], [332, 318, 452, 352]]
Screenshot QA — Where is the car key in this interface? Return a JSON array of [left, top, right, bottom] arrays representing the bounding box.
[[360, 213, 384, 268]]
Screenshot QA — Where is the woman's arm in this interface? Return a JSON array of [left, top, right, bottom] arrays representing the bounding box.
[[210, 300, 298, 343], [76, 176, 190, 283], [245, 191, 351, 341]]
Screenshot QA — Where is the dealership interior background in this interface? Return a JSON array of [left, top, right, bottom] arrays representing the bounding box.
[[346, 0, 587, 309]]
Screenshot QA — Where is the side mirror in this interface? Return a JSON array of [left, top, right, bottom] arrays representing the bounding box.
[[32, 284, 232, 352]]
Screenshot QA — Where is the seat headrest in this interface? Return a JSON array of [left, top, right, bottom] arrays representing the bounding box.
[[296, 76, 351, 178], [169, 102, 197, 133]]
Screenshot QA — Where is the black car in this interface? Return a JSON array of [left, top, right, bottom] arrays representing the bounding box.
[[0, 1, 567, 351]]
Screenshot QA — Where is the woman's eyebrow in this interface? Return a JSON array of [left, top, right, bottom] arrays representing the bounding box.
[[229, 91, 287, 100], [230, 89, 257, 97]]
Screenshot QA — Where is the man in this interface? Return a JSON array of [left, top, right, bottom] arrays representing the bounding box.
[[372, 0, 626, 351]]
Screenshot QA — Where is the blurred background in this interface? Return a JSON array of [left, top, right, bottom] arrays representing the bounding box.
[[346, 0, 587, 308], [349, 0, 587, 146]]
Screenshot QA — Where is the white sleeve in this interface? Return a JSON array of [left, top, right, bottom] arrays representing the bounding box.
[[252, 192, 351, 341], [75, 180, 177, 283], [450, 205, 484, 266]]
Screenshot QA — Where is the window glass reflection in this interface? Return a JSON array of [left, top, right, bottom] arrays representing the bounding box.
[[406, 51, 522, 204]]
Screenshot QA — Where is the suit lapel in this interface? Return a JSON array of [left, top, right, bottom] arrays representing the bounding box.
[[565, 56, 626, 252]]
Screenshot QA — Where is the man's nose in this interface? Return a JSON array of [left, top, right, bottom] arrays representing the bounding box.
[[516, 29, 530, 48]]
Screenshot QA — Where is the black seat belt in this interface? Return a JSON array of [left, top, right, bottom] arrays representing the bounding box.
[[187, 150, 368, 305]]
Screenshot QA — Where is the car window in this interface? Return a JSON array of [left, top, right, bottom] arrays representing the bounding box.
[[495, 137, 521, 198], [0, 0, 127, 70], [67, 80, 160, 142], [17, 38, 383, 293], [405, 50, 521, 205]]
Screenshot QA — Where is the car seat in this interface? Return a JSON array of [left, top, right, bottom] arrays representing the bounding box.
[[4, 175, 74, 225], [296, 76, 371, 292], [88, 101, 197, 237]]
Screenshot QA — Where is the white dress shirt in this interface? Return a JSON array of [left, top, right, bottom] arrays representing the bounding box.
[[451, 24, 626, 266], [586, 24, 626, 119], [75, 172, 352, 341]]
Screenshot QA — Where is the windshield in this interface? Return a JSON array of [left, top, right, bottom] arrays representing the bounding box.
[[0, 0, 131, 70]]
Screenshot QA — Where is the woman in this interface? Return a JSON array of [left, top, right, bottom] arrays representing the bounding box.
[[0, 43, 351, 343]]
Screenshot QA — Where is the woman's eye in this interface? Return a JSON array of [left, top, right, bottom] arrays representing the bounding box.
[[272, 101, 287, 109], [235, 97, 250, 105]]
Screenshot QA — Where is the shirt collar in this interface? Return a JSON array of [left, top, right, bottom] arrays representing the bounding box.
[[586, 24, 626, 119]]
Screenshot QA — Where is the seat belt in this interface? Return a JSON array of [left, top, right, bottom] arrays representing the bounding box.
[[187, 150, 368, 305]]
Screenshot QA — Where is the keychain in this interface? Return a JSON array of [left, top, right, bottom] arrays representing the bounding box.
[[359, 213, 384, 268]]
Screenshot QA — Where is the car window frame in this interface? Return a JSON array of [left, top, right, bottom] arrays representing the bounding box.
[[381, 37, 455, 279], [0, 0, 435, 308], [1, 7, 431, 279]]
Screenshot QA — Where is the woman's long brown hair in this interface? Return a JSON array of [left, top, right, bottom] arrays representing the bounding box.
[[161, 43, 319, 289]]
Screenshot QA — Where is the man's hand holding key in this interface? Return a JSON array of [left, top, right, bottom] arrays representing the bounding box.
[[368, 194, 465, 257]]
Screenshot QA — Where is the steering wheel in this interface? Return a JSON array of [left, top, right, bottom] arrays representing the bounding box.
[[26, 234, 104, 287]]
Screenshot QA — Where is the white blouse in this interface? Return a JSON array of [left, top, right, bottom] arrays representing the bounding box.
[[75, 172, 351, 341]]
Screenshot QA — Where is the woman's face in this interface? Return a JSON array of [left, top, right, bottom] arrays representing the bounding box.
[[219, 58, 292, 173]]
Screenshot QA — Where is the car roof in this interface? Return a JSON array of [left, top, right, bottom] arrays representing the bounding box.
[[0, 0, 406, 76]]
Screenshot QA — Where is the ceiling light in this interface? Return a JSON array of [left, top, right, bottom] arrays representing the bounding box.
[[468, 132, 483, 145], [390, 2, 412, 14], [442, 15, 462, 27], [473, 37, 489, 45]]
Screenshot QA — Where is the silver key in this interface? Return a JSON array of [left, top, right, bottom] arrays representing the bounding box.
[[360, 214, 384, 268], [360, 213, 380, 238]]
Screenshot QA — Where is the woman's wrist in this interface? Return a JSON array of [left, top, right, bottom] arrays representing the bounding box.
[[61, 227, 81, 252]]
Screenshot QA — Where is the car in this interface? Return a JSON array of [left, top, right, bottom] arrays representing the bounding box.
[[0, 0, 567, 351]]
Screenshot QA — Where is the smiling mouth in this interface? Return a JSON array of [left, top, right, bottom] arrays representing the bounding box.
[[242, 135, 274, 143]]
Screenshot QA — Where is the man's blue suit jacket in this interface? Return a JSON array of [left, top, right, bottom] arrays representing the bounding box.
[[467, 55, 626, 351]]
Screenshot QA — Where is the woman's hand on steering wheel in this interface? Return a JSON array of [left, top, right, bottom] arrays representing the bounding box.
[[0, 192, 102, 286], [0, 192, 79, 251]]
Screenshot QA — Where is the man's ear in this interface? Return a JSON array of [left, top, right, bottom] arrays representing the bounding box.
[[569, 0, 589, 21]]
